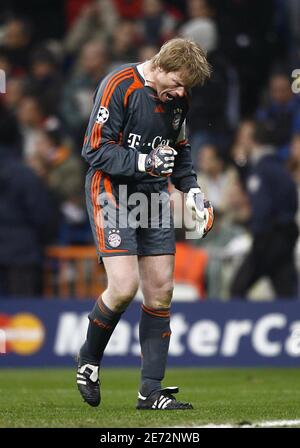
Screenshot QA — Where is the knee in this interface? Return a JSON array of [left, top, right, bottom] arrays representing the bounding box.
[[107, 278, 139, 311], [143, 279, 174, 309], [158, 280, 174, 302]]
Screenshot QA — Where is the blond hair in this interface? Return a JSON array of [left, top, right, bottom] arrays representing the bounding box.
[[151, 38, 211, 87]]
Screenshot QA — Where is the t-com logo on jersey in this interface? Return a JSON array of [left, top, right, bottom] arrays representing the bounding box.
[[0, 313, 45, 356], [96, 106, 109, 124], [127, 133, 171, 150]]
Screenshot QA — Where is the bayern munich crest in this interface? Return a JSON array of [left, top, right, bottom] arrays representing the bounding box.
[[108, 229, 121, 248]]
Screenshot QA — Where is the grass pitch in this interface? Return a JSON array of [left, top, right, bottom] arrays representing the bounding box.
[[0, 367, 299, 428]]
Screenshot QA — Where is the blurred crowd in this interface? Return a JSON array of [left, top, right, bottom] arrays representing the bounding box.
[[0, 0, 300, 300]]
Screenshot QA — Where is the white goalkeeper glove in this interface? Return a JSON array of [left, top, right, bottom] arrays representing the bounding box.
[[186, 187, 214, 238]]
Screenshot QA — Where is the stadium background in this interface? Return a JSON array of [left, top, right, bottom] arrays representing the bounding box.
[[0, 0, 300, 428]]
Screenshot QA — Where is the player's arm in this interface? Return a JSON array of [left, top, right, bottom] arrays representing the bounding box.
[[82, 71, 175, 177], [172, 121, 214, 238], [171, 121, 199, 192], [82, 73, 138, 177]]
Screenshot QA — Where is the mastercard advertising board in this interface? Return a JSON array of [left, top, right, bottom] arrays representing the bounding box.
[[0, 299, 299, 367], [0, 313, 45, 356]]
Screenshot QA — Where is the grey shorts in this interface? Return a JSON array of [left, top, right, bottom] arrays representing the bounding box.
[[86, 170, 175, 262]]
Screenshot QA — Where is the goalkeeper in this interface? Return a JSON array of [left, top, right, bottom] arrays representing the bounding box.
[[78, 38, 214, 410]]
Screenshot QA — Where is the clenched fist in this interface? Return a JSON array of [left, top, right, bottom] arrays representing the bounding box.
[[138, 145, 177, 177]]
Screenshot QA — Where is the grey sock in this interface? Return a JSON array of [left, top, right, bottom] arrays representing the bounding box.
[[79, 296, 123, 365], [139, 304, 171, 397]]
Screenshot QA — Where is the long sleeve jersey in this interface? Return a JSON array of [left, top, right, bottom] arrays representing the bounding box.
[[247, 151, 298, 235], [82, 63, 198, 192]]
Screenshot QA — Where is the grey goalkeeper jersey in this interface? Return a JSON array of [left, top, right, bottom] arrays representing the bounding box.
[[82, 62, 198, 192]]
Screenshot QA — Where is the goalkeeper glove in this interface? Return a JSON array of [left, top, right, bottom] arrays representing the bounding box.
[[186, 187, 214, 238], [138, 145, 177, 177]]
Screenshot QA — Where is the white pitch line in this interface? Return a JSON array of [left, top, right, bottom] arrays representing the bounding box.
[[175, 419, 300, 428], [253, 420, 300, 428]]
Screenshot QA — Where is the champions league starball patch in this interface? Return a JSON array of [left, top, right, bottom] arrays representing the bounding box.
[[172, 108, 182, 130], [108, 230, 121, 248], [96, 106, 109, 124]]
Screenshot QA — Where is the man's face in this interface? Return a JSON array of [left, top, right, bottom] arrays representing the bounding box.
[[17, 97, 42, 126], [270, 75, 293, 104], [154, 68, 187, 102], [80, 43, 107, 76]]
